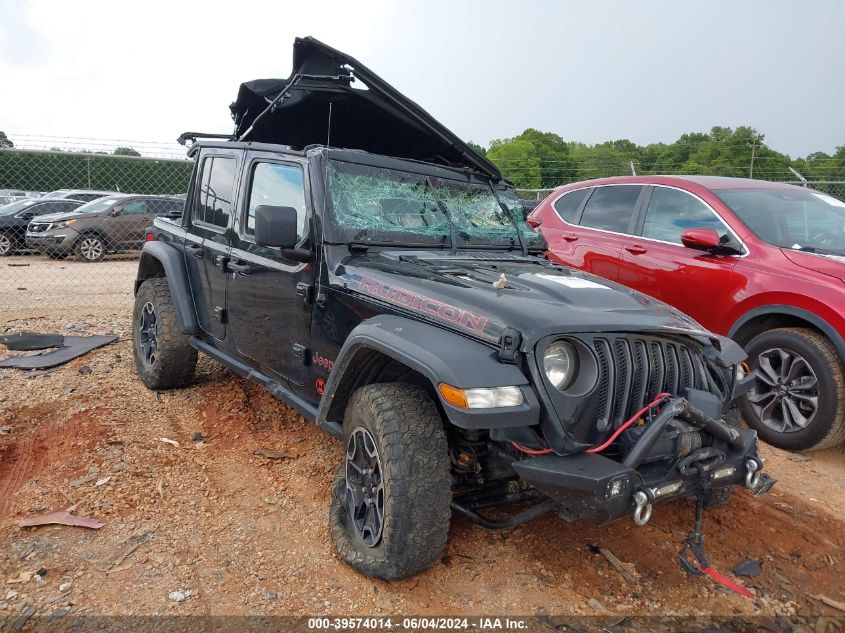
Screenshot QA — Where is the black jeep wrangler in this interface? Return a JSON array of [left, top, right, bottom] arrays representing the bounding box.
[[132, 37, 773, 580]]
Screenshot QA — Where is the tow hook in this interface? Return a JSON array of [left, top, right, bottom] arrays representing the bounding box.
[[632, 489, 652, 526], [745, 458, 776, 496]]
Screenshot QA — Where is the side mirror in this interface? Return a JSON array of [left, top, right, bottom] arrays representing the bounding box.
[[110, 206, 123, 217], [254, 205, 299, 249], [681, 228, 721, 251]]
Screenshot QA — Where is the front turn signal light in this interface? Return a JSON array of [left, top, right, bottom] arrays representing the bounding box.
[[438, 384, 523, 409]]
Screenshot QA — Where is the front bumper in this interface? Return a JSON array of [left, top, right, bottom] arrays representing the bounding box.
[[25, 231, 75, 253], [512, 425, 769, 526]]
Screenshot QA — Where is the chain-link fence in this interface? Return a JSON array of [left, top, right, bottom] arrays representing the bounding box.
[[1, 134, 844, 316], [0, 135, 193, 314]]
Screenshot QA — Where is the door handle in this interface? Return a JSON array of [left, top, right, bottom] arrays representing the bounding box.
[[625, 245, 647, 255], [227, 261, 252, 276], [561, 232, 579, 242], [186, 244, 203, 258]]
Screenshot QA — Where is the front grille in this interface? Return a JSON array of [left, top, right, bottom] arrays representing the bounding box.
[[591, 334, 724, 431], [28, 223, 50, 233]]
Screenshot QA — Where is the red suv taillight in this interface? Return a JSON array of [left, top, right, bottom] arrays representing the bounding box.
[[145, 230, 155, 242]]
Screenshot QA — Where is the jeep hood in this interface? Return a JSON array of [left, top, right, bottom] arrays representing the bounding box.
[[230, 36, 501, 180], [333, 251, 712, 347]]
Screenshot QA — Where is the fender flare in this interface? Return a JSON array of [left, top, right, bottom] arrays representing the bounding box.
[[729, 304, 845, 361], [135, 241, 200, 334], [315, 315, 540, 434]]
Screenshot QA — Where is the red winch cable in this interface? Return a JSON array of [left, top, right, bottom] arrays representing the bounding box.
[[586, 392, 671, 454], [511, 392, 672, 456]]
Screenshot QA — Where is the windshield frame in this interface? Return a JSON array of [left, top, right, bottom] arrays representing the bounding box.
[[317, 148, 545, 251], [714, 186, 845, 256]]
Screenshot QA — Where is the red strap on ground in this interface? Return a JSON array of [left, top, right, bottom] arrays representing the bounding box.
[[700, 565, 754, 599]]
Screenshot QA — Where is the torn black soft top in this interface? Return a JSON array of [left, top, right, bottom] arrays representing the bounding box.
[[229, 36, 501, 181]]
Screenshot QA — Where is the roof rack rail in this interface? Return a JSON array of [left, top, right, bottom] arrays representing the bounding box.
[[176, 132, 234, 146]]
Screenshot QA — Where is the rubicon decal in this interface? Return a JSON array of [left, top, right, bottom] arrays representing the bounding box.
[[357, 276, 490, 334]]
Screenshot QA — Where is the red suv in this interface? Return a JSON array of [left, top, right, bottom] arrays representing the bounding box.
[[530, 176, 845, 452]]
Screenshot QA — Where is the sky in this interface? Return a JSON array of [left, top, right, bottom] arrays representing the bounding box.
[[1, 0, 843, 158]]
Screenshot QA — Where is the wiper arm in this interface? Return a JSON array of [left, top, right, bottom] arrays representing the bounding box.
[[490, 187, 528, 256], [426, 177, 459, 256]]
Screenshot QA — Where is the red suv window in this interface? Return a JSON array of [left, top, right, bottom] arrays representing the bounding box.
[[579, 185, 642, 233]]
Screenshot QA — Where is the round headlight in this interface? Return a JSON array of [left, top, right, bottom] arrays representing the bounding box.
[[543, 340, 578, 390]]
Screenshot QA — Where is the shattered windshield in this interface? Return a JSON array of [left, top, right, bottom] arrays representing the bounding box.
[[326, 160, 543, 249]]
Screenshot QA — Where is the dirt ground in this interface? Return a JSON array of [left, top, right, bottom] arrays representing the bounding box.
[[0, 256, 136, 313], [1, 310, 844, 628]]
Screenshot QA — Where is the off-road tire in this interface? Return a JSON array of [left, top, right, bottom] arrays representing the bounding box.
[[330, 383, 451, 580], [75, 233, 106, 262], [741, 327, 845, 451], [703, 407, 741, 508], [132, 278, 197, 390]]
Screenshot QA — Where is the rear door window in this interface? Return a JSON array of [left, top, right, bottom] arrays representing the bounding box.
[[579, 185, 643, 233], [195, 156, 236, 229], [552, 188, 591, 223]]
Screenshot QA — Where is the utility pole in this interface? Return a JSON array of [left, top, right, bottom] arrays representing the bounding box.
[[629, 160, 637, 176], [749, 138, 757, 179]]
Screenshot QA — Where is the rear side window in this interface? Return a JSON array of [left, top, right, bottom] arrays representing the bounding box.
[[552, 188, 590, 223], [195, 156, 236, 228], [641, 187, 729, 244], [579, 185, 643, 233]]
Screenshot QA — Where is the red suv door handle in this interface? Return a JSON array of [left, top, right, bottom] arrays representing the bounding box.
[[561, 232, 579, 242], [625, 244, 647, 255]]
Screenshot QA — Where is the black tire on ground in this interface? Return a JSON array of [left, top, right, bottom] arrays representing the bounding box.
[[330, 383, 452, 580], [75, 234, 106, 262], [0, 231, 13, 256], [740, 327, 845, 452], [703, 407, 740, 508], [132, 278, 197, 390]]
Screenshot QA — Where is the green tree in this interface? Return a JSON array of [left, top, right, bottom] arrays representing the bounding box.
[[0, 131, 12, 149], [114, 146, 141, 157], [486, 129, 577, 188], [486, 138, 542, 189], [466, 141, 487, 156]]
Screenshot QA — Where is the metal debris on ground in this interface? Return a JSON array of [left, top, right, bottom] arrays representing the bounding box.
[[0, 332, 64, 351], [811, 594, 845, 612], [68, 474, 98, 488], [598, 547, 640, 583], [787, 454, 812, 462], [253, 448, 294, 460], [731, 558, 763, 578], [17, 510, 105, 530], [0, 335, 118, 369]]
